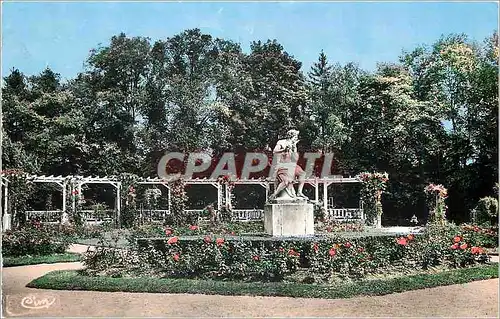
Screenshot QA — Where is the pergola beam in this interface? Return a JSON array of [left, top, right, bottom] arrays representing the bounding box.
[[1, 174, 363, 226]]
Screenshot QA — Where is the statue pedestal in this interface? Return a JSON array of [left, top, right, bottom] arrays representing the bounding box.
[[264, 199, 314, 236]]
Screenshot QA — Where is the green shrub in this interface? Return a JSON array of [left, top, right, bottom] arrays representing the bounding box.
[[127, 222, 265, 248], [474, 197, 499, 224], [40, 223, 111, 240], [2, 224, 70, 257], [84, 223, 492, 282], [85, 237, 301, 281], [459, 223, 498, 248], [316, 220, 365, 233]]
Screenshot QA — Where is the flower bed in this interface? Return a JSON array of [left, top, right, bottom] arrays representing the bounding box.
[[127, 222, 264, 245], [2, 223, 71, 257], [459, 223, 498, 248], [83, 222, 492, 283], [316, 220, 365, 233]]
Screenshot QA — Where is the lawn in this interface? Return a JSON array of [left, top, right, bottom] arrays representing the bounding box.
[[3, 253, 81, 267], [27, 263, 498, 299]]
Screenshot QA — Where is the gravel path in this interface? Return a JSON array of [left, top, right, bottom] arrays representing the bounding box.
[[2, 261, 498, 318]]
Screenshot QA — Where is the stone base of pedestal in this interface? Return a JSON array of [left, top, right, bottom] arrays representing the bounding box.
[[264, 201, 314, 236]]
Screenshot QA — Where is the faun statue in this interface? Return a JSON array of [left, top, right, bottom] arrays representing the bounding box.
[[268, 129, 307, 200]]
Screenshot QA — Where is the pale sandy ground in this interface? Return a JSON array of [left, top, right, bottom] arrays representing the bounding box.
[[1, 246, 499, 318]]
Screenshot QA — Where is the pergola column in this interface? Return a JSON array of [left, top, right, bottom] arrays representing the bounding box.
[[225, 184, 233, 210], [62, 182, 67, 213], [167, 186, 171, 214], [323, 182, 330, 217], [71, 187, 76, 212], [2, 179, 10, 231], [116, 182, 121, 228], [314, 182, 319, 203], [216, 183, 222, 212]]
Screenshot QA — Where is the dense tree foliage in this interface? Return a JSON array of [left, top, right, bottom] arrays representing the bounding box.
[[2, 28, 497, 224]]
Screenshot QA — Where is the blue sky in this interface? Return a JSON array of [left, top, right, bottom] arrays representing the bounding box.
[[2, 1, 498, 81]]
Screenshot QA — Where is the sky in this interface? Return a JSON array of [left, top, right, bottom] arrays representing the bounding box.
[[1, 1, 498, 81]]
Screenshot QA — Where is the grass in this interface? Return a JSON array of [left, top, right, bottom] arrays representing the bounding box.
[[3, 253, 81, 267], [27, 263, 498, 299]]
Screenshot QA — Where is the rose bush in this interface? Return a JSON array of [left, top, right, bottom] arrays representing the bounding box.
[[2, 223, 70, 257], [459, 223, 498, 248], [88, 236, 301, 281], [127, 222, 264, 248], [85, 222, 492, 282]]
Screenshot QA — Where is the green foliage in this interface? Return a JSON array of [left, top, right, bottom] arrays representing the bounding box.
[[84, 223, 492, 282], [473, 197, 499, 224], [357, 172, 389, 226], [1, 29, 498, 225], [316, 220, 365, 233], [2, 223, 71, 257], [3, 253, 81, 267], [118, 173, 140, 228], [126, 222, 265, 248], [460, 223, 498, 248], [424, 184, 449, 224], [84, 237, 301, 281], [313, 202, 326, 222], [2, 169, 34, 227], [168, 179, 190, 226]]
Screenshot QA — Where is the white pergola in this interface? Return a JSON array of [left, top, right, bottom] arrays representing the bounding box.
[[1, 174, 363, 229]]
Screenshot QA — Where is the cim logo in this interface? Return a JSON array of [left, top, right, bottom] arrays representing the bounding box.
[[4, 294, 58, 316], [20, 295, 56, 309]]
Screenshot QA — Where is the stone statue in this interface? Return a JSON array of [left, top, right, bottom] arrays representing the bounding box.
[[269, 129, 307, 201]]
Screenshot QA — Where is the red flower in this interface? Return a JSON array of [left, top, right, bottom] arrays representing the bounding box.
[[344, 242, 352, 248], [453, 236, 461, 243], [71, 190, 79, 195], [451, 243, 459, 250], [189, 225, 199, 231], [279, 247, 284, 252], [397, 237, 407, 246], [313, 243, 319, 252], [473, 226, 480, 232], [216, 238, 224, 246], [329, 248, 336, 257], [173, 253, 180, 262], [407, 234, 415, 241], [253, 255, 260, 261], [358, 247, 365, 253], [167, 236, 178, 245], [471, 246, 482, 254], [230, 231, 235, 235], [165, 228, 173, 236], [288, 249, 299, 256], [204, 236, 211, 244], [326, 227, 332, 232], [460, 243, 468, 250]]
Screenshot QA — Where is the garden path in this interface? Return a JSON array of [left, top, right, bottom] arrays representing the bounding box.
[[2, 257, 498, 318]]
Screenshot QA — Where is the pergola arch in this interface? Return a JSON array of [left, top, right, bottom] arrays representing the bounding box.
[[1, 174, 364, 229]]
